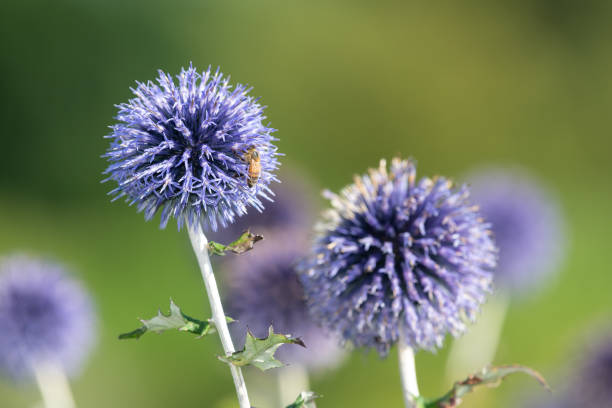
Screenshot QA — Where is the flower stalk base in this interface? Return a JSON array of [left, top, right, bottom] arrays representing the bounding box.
[[398, 336, 420, 408], [32, 361, 76, 408], [187, 222, 251, 408]]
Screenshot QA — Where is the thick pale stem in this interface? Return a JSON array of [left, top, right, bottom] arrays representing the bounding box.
[[277, 364, 310, 407], [398, 334, 420, 408], [444, 294, 510, 384], [187, 223, 251, 408], [32, 361, 76, 408]]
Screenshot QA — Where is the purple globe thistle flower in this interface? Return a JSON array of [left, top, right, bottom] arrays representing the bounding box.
[[103, 64, 280, 230], [299, 158, 497, 356], [467, 167, 565, 294], [224, 233, 345, 371], [0, 255, 96, 380]]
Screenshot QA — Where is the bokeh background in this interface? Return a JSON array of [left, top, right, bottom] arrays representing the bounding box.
[[1, 1, 611, 407]]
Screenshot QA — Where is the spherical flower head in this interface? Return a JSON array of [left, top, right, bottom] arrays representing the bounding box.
[[467, 167, 565, 295], [224, 233, 345, 371], [103, 64, 280, 230], [299, 158, 497, 356], [0, 255, 97, 380]]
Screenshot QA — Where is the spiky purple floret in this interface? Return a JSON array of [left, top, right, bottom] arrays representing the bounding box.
[[0, 256, 96, 380], [225, 233, 345, 371], [468, 167, 565, 294], [299, 159, 496, 355], [103, 64, 280, 230]]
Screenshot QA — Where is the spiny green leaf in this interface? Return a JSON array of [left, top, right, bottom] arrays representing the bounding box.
[[218, 326, 305, 371], [419, 364, 550, 408], [208, 230, 264, 256], [285, 391, 320, 408], [118, 299, 234, 340]]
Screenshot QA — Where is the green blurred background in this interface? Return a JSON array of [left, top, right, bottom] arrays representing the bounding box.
[[1, 1, 611, 407]]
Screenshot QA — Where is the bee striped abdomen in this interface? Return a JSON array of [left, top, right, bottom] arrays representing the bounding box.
[[244, 146, 261, 188]]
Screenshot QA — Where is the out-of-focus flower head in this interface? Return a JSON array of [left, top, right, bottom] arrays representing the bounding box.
[[209, 170, 315, 244], [299, 158, 497, 356], [564, 331, 612, 406], [103, 64, 280, 230], [0, 255, 96, 380], [225, 232, 345, 371], [467, 167, 565, 295], [523, 329, 612, 408]]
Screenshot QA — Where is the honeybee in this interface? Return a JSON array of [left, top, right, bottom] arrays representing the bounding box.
[[243, 146, 261, 188]]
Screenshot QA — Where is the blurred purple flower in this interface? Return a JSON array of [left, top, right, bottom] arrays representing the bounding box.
[[523, 330, 612, 408], [224, 233, 345, 371], [0, 255, 96, 380], [564, 333, 612, 406], [467, 167, 565, 294], [103, 64, 280, 230], [299, 158, 496, 356], [209, 170, 315, 244]]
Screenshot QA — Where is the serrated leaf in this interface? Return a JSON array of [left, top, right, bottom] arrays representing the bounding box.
[[118, 299, 234, 340], [285, 391, 320, 408], [208, 230, 264, 256], [419, 364, 550, 408], [218, 326, 306, 371]]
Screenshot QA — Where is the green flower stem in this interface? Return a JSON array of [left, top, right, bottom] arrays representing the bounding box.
[[399, 332, 420, 408], [187, 223, 251, 408], [32, 360, 76, 408]]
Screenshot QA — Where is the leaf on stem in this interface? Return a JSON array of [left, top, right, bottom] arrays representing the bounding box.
[[417, 364, 551, 408], [218, 326, 306, 371], [118, 299, 234, 340], [285, 391, 320, 408], [208, 230, 264, 256]]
